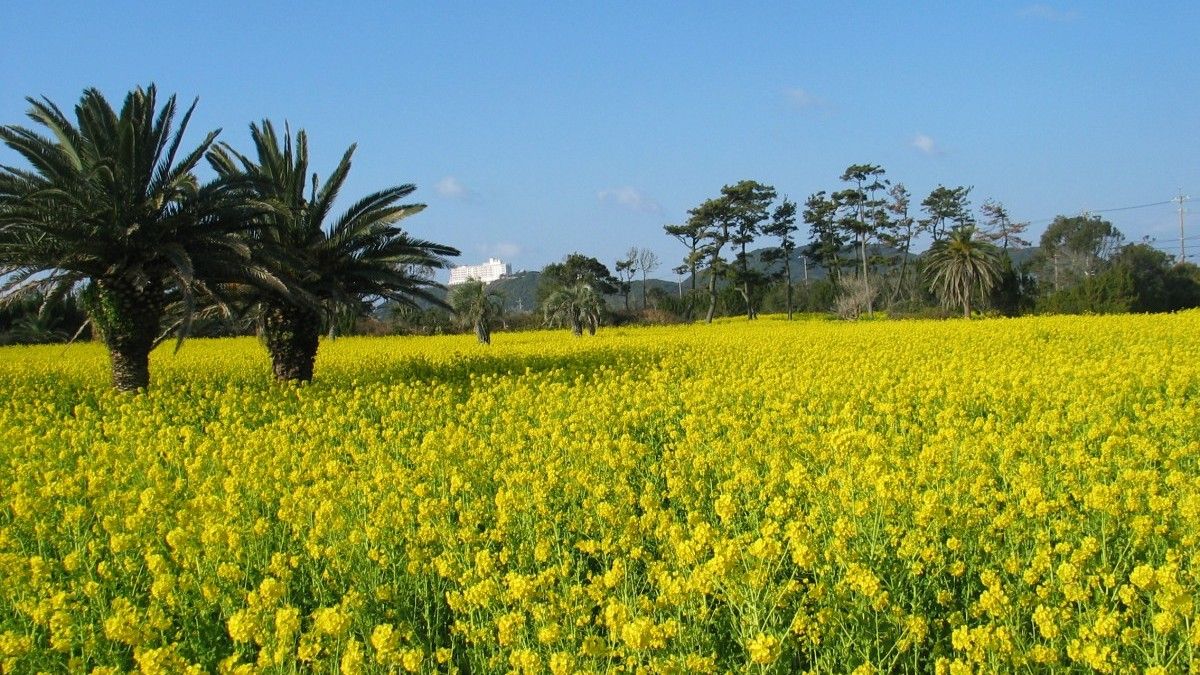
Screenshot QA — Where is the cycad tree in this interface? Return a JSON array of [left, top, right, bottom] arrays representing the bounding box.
[[0, 85, 272, 391], [924, 226, 1002, 317], [449, 279, 503, 344], [208, 120, 459, 381], [543, 282, 603, 336]]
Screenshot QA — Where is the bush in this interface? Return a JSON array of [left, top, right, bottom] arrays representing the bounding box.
[[834, 276, 877, 320]]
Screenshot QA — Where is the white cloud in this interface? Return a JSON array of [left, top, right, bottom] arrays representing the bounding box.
[[486, 242, 522, 259], [598, 186, 663, 215], [1018, 4, 1079, 21], [435, 175, 469, 199], [912, 133, 942, 156], [785, 87, 828, 110]]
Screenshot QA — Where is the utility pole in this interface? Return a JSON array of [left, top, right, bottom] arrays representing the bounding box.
[[1176, 190, 1189, 265]]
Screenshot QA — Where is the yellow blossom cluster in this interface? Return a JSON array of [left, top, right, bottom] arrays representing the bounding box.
[[1, 312, 1198, 672]]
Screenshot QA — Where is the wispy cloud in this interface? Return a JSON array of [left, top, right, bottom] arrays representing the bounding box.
[[598, 186, 663, 215], [1018, 4, 1079, 21], [912, 133, 943, 156], [784, 87, 831, 112], [486, 242, 522, 259], [435, 175, 469, 199]]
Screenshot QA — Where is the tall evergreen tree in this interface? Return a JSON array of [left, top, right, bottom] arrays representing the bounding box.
[[690, 196, 732, 323], [802, 191, 845, 284], [722, 180, 776, 320], [835, 164, 887, 316], [614, 248, 637, 311], [761, 198, 799, 319], [921, 185, 974, 242], [882, 183, 922, 307], [980, 199, 1030, 253]]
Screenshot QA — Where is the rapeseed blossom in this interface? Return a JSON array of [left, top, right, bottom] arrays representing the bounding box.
[[0, 313, 1198, 671]]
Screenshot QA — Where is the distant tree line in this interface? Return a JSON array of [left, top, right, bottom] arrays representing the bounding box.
[[655, 166, 1200, 322]]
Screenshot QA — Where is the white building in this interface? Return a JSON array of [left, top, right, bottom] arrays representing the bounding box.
[[448, 258, 511, 285]]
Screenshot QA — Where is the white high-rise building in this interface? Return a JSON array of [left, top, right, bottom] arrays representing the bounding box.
[[448, 258, 511, 285]]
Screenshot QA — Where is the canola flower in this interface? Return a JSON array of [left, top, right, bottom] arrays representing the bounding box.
[[0, 312, 1198, 672]]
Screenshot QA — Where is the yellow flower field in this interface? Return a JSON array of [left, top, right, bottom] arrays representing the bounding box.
[[1, 313, 1198, 673]]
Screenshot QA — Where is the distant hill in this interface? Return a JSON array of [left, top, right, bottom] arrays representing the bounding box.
[[487, 271, 541, 313], [487, 271, 678, 313]]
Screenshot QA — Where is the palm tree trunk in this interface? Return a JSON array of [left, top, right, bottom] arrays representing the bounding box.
[[91, 278, 163, 392], [108, 343, 152, 391], [263, 303, 321, 381], [475, 319, 491, 345]]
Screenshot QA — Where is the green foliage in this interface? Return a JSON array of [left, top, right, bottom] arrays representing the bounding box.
[[760, 198, 800, 317], [663, 220, 708, 299], [1036, 243, 1200, 315], [1037, 268, 1135, 315], [209, 120, 460, 327], [386, 304, 453, 336], [687, 180, 778, 321], [921, 185, 974, 242], [0, 84, 276, 388], [979, 199, 1030, 251], [614, 248, 637, 311], [208, 120, 459, 379], [0, 292, 89, 345], [538, 253, 619, 303], [1035, 215, 1123, 290], [448, 279, 503, 344], [923, 226, 1002, 317], [542, 282, 604, 336], [988, 255, 1038, 317], [802, 191, 846, 283]]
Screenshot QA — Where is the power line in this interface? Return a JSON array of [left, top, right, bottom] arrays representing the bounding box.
[[1023, 197, 1182, 227], [1095, 200, 1174, 214], [1175, 191, 1190, 264]]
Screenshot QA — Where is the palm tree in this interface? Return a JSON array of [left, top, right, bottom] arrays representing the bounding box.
[[449, 279, 503, 344], [924, 226, 1002, 317], [543, 282, 603, 336], [0, 85, 274, 391], [207, 120, 459, 381]]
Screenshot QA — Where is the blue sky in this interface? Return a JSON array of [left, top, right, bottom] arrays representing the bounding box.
[[3, 2, 1198, 279]]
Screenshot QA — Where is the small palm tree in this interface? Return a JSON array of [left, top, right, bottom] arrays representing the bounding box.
[[449, 279, 503, 344], [0, 85, 273, 391], [543, 282, 603, 336], [924, 226, 1002, 317], [208, 121, 459, 381]]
